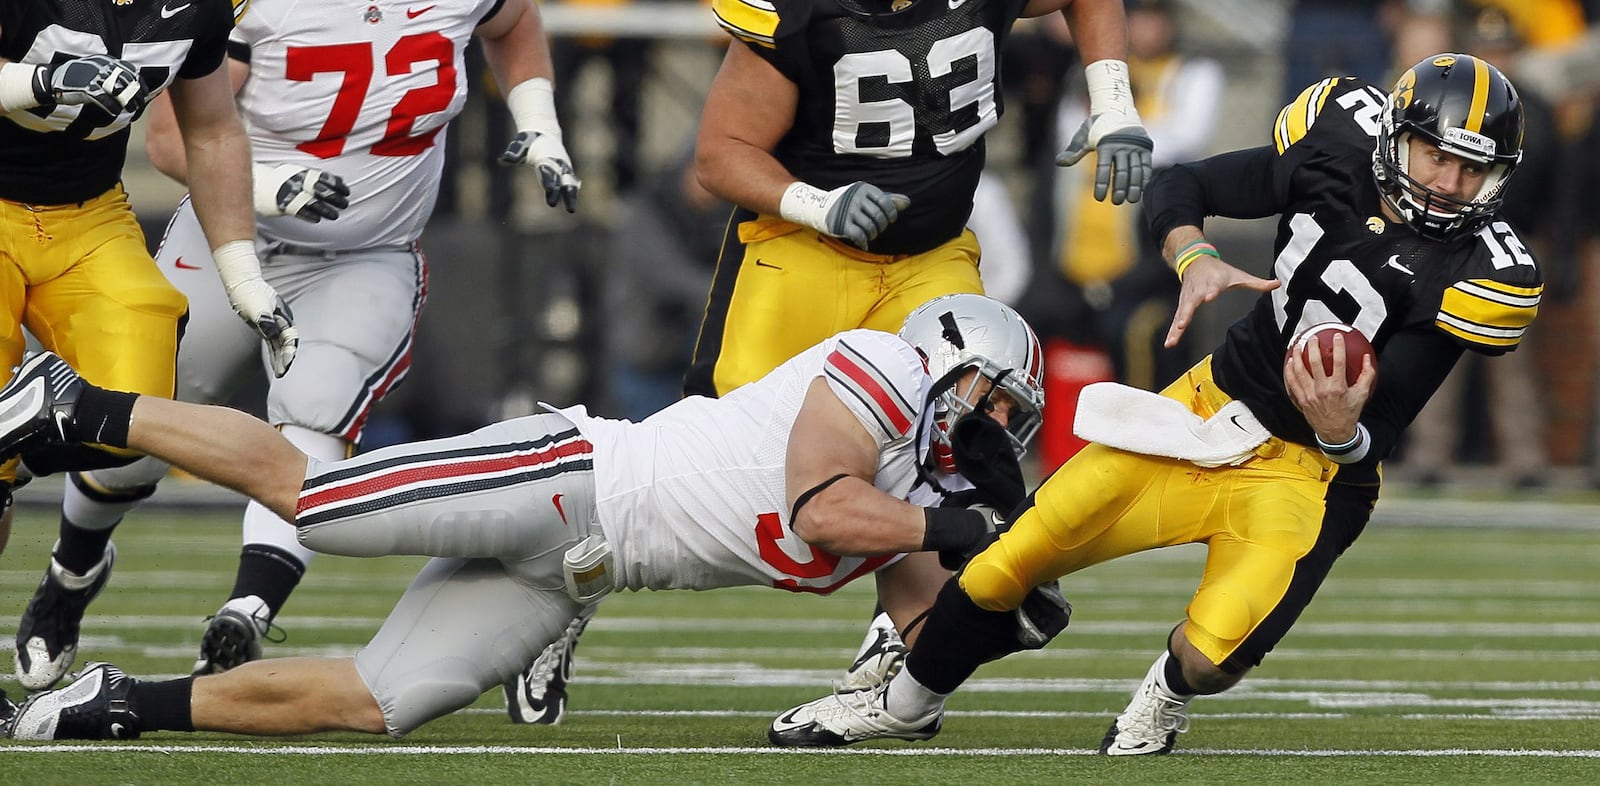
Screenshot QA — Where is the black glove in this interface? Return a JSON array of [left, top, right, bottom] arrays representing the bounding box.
[[1015, 579, 1071, 649], [938, 504, 1005, 572], [948, 411, 1026, 511], [33, 54, 148, 116]]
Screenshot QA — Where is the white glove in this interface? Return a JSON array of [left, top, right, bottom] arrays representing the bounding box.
[[1056, 60, 1154, 205], [779, 181, 911, 249], [253, 163, 350, 223], [212, 241, 299, 377], [498, 78, 580, 213]]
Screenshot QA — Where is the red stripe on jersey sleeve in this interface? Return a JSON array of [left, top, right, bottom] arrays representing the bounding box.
[[827, 349, 913, 435]]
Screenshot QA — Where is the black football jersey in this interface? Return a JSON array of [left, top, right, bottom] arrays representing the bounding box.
[[0, 0, 240, 204], [1145, 77, 1542, 454], [714, 0, 1029, 255]]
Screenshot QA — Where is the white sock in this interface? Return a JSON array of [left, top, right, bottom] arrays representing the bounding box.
[[884, 670, 945, 720], [61, 477, 139, 530]]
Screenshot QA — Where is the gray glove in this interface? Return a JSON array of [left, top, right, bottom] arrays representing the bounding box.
[[499, 131, 581, 213], [33, 54, 148, 116], [824, 182, 911, 248], [254, 163, 351, 223], [1056, 115, 1154, 205]]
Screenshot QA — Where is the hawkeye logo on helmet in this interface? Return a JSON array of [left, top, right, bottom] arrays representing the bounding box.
[[1393, 70, 1415, 109], [1443, 126, 1496, 159]]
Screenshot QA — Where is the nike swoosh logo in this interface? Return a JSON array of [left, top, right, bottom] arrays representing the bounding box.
[[1229, 414, 1247, 430], [160, 2, 191, 18], [552, 493, 569, 526], [407, 4, 437, 18], [754, 259, 781, 270], [173, 257, 203, 270], [948, 0, 971, 8], [1383, 254, 1414, 276], [769, 707, 811, 733]]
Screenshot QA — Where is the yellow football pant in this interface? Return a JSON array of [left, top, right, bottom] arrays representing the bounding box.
[[701, 217, 984, 396], [959, 357, 1340, 668], [0, 186, 186, 484]]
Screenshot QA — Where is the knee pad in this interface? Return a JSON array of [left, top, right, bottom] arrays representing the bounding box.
[[1184, 588, 1252, 664], [958, 556, 1029, 612], [73, 465, 164, 503], [357, 593, 576, 736]]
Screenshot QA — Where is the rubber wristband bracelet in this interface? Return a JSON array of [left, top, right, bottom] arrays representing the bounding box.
[[1174, 240, 1220, 281], [1316, 423, 1370, 464]]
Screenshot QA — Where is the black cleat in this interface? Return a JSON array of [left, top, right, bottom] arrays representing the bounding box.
[[15, 544, 116, 691], [7, 662, 140, 740], [0, 351, 85, 460], [505, 607, 593, 725]]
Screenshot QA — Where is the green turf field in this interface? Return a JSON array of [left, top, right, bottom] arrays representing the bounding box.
[[1, 504, 1596, 784]]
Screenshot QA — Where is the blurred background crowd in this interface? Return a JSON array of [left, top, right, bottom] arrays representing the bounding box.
[[115, 0, 1600, 491]]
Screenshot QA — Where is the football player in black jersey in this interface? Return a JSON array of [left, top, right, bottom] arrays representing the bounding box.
[[767, 53, 1541, 755], [0, 0, 297, 694], [684, 0, 1153, 400]]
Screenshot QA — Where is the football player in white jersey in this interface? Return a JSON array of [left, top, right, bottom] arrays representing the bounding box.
[[0, 294, 1062, 741], [13, 0, 581, 695]]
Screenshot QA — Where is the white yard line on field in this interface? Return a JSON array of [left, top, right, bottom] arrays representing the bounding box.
[[3, 744, 1598, 758]]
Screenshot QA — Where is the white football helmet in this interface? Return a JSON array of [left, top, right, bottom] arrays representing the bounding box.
[[899, 294, 1045, 473]]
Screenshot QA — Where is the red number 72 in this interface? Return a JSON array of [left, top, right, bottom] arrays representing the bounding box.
[[285, 32, 457, 159]]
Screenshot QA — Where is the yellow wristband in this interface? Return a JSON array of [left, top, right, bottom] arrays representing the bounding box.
[[1174, 240, 1220, 280]]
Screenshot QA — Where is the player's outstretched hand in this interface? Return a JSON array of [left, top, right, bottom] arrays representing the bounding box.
[[254, 164, 351, 223], [1057, 113, 1154, 205], [33, 54, 149, 116], [500, 131, 581, 213], [1165, 250, 1278, 348]]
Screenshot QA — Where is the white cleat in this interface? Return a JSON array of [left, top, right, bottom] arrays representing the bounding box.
[[1099, 655, 1193, 756], [837, 612, 906, 693], [768, 680, 941, 747]]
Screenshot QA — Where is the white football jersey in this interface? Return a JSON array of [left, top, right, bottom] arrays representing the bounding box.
[[231, 0, 501, 249], [551, 330, 949, 593]]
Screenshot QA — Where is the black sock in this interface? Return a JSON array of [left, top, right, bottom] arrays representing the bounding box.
[[54, 516, 119, 576], [902, 579, 1021, 695], [1163, 647, 1197, 696], [231, 544, 307, 614], [131, 676, 195, 732], [72, 387, 139, 449]]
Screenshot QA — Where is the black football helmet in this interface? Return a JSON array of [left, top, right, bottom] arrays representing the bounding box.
[[1372, 54, 1524, 241]]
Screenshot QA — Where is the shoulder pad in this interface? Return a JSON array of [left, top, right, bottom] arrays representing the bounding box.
[[1436, 278, 1541, 352], [1273, 78, 1385, 154], [1435, 222, 1542, 352], [712, 0, 781, 48], [823, 331, 925, 441]]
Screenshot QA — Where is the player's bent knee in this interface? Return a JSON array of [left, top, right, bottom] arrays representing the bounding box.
[[75, 460, 167, 501], [1188, 588, 1251, 639], [958, 557, 1028, 612]]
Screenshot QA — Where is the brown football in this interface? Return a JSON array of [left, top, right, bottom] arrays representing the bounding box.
[[1286, 322, 1375, 385]]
